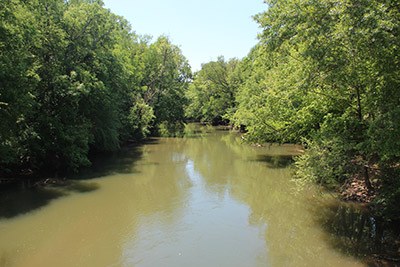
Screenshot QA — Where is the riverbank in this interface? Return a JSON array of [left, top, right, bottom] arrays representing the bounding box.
[[336, 172, 400, 265], [340, 175, 377, 203]]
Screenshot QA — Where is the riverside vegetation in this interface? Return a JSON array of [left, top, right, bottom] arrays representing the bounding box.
[[1, 0, 400, 226]]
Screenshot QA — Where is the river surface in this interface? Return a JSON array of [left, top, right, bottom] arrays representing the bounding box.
[[0, 125, 377, 266]]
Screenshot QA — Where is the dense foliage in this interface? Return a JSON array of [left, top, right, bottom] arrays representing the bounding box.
[[188, 0, 400, 220], [0, 0, 190, 174], [1, 0, 399, 220], [185, 56, 241, 124], [239, 0, 400, 220]]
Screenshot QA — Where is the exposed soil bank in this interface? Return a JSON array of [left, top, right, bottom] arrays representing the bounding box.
[[340, 175, 377, 203]]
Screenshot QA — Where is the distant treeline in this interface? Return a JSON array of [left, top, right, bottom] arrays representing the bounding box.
[[186, 0, 400, 221]]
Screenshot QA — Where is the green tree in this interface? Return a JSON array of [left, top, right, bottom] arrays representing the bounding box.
[[185, 56, 239, 124], [234, 0, 400, 219], [0, 0, 192, 173], [140, 36, 191, 136], [0, 0, 40, 173]]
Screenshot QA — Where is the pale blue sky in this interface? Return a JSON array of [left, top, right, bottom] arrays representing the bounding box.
[[102, 0, 266, 71]]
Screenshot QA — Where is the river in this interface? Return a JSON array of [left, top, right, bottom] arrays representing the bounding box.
[[0, 125, 386, 266]]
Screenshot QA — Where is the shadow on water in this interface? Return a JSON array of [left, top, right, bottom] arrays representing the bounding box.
[[74, 139, 155, 180], [0, 181, 99, 219], [0, 140, 153, 220], [316, 202, 400, 266], [250, 154, 295, 169]]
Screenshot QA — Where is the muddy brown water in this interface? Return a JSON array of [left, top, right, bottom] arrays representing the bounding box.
[[0, 125, 386, 266]]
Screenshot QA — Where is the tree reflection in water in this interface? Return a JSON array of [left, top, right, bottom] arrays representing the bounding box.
[[317, 202, 400, 266]]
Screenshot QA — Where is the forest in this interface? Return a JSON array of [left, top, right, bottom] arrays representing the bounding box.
[[1, 0, 400, 222], [0, 0, 191, 174]]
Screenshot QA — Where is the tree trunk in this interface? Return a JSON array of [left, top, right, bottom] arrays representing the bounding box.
[[364, 165, 372, 191]]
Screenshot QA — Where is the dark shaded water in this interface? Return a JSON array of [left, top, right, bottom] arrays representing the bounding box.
[[0, 125, 398, 266]]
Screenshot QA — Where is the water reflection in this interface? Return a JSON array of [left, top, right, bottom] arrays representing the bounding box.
[[1, 126, 396, 266], [182, 123, 215, 138], [251, 154, 295, 169], [316, 202, 400, 266], [75, 142, 147, 180], [0, 142, 145, 220], [181, 130, 365, 266], [0, 138, 191, 267], [0, 181, 99, 219], [0, 184, 64, 219], [0, 139, 145, 219], [122, 158, 268, 267]]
